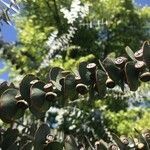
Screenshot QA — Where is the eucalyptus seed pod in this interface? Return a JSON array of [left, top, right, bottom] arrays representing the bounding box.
[[75, 76, 82, 84], [76, 83, 88, 95], [86, 63, 97, 73], [142, 129, 150, 142], [17, 100, 28, 110], [134, 61, 145, 72], [137, 143, 145, 150], [15, 93, 23, 101], [106, 77, 115, 88], [120, 135, 129, 145], [115, 56, 127, 68], [108, 144, 119, 150], [44, 83, 53, 93], [61, 70, 71, 77], [140, 71, 150, 82], [30, 79, 39, 85], [134, 49, 143, 61], [45, 92, 57, 102], [45, 134, 54, 144]]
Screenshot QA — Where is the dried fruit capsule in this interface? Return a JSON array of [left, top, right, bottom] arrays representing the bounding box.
[[140, 71, 150, 82], [15, 94, 23, 101], [115, 56, 127, 68], [142, 129, 150, 142], [137, 143, 145, 149], [134, 49, 143, 61], [120, 135, 129, 145], [75, 76, 82, 84], [108, 144, 119, 150], [134, 61, 145, 72], [44, 83, 53, 92], [45, 134, 54, 143], [76, 83, 88, 95], [106, 77, 115, 88], [45, 92, 57, 102], [17, 100, 28, 110], [86, 63, 96, 73]]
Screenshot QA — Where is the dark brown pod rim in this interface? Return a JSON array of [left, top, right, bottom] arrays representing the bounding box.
[[76, 83, 88, 95], [140, 72, 150, 82], [17, 100, 28, 110], [106, 78, 116, 89], [114, 56, 127, 68], [86, 63, 96, 72], [15, 93, 23, 101], [44, 83, 53, 92], [134, 61, 145, 70], [134, 49, 143, 61], [45, 92, 57, 101]]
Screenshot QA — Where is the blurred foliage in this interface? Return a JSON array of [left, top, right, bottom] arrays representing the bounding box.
[[105, 108, 150, 136], [0, 0, 149, 78], [0, 0, 19, 25]]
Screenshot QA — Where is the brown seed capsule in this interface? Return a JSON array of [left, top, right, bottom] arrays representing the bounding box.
[[86, 63, 97, 73], [120, 135, 129, 145], [134, 61, 145, 72], [75, 76, 82, 84], [115, 56, 127, 68], [17, 100, 28, 110], [108, 144, 119, 150], [45, 92, 57, 102], [140, 72, 150, 82], [134, 49, 143, 61], [142, 129, 150, 143], [30, 80, 39, 85], [46, 134, 54, 143], [137, 143, 145, 149], [44, 83, 53, 92], [106, 77, 115, 88], [15, 94, 23, 101], [76, 83, 88, 95]]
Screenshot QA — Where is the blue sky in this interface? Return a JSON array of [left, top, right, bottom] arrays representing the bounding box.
[[0, 0, 150, 81]]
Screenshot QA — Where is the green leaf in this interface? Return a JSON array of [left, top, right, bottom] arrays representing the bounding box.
[[135, 128, 150, 150], [64, 74, 77, 100], [125, 61, 139, 91], [125, 46, 136, 61], [111, 133, 125, 149], [21, 142, 33, 150], [0, 88, 18, 123], [30, 81, 51, 112], [78, 61, 91, 85], [29, 106, 45, 119], [44, 142, 63, 150], [95, 69, 107, 98], [49, 67, 63, 81], [103, 58, 122, 85], [1, 128, 19, 150], [0, 81, 9, 96], [20, 74, 38, 103], [34, 123, 50, 150], [143, 41, 150, 69], [64, 135, 78, 150]]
